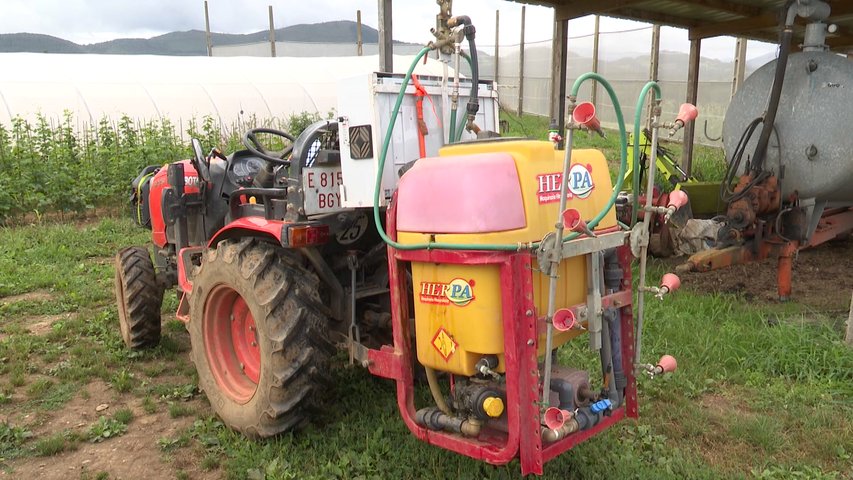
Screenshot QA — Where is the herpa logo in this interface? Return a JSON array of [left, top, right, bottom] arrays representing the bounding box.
[[567, 163, 594, 199], [536, 163, 595, 204], [419, 278, 475, 307]]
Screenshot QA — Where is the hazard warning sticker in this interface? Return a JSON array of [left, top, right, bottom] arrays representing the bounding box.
[[431, 327, 458, 362]]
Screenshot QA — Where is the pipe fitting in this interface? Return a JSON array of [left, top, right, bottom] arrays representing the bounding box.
[[550, 378, 576, 411], [541, 401, 609, 442], [541, 418, 580, 442], [415, 408, 482, 437], [447, 15, 472, 28], [795, 1, 831, 23]]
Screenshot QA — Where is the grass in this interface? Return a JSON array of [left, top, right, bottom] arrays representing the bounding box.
[[87, 411, 132, 443], [33, 430, 79, 456], [0, 187, 850, 476]]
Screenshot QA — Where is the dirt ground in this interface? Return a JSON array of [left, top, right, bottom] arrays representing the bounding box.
[[672, 232, 853, 313], [2, 381, 217, 480]]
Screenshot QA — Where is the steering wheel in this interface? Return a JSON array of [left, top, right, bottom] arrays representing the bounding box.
[[242, 127, 296, 164]]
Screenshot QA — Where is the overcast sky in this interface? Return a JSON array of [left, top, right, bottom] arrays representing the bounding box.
[[0, 0, 777, 61]]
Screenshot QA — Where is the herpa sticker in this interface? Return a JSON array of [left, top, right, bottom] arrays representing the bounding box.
[[419, 278, 475, 307], [536, 163, 595, 204]]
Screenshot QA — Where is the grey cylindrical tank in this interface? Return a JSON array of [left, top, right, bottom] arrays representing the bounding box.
[[723, 51, 853, 203]]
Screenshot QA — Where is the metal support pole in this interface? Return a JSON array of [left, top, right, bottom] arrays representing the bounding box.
[[550, 15, 568, 139], [682, 36, 701, 175], [494, 10, 500, 82], [647, 25, 661, 127], [378, 0, 393, 73], [204, 1, 213, 57], [357, 10, 364, 56], [517, 6, 526, 116], [591, 15, 601, 108], [731, 37, 747, 97], [268, 5, 276, 58]]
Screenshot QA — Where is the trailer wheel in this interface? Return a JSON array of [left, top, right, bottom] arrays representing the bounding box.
[[188, 238, 333, 438], [114, 246, 163, 349]]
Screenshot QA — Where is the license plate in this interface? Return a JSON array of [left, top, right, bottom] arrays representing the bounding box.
[[302, 166, 346, 216]]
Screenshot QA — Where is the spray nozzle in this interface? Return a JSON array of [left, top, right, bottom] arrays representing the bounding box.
[[572, 102, 604, 138], [562, 208, 596, 238], [669, 103, 698, 136]]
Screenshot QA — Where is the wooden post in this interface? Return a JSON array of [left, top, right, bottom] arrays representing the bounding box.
[[517, 5, 526, 116], [494, 10, 500, 82], [268, 5, 276, 58], [847, 291, 853, 346], [378, 0, 393, 73], [204, 1, 213, 57], [357, 10, 363, 56], [731, 37, 747, 98], [591, 15, 600, 108], [647, 24, 661, 126], [550, 15, 568, 132], [682, 36, 701, 175]]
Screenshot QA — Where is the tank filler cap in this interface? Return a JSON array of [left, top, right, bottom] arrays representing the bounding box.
[[482, 397, 505, 418]]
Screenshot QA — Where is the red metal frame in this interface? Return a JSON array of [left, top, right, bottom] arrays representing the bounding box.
[[369, 195, 636, 476]]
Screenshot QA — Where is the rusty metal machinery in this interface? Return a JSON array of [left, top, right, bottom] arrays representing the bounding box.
[[680, 0, 853, 299]]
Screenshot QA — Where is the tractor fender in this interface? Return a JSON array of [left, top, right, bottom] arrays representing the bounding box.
[[207, 218, 284, 248], [174, 219, 284, 301]]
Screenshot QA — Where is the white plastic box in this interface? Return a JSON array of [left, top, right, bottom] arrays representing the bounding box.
[[337, 72, 499, 209]]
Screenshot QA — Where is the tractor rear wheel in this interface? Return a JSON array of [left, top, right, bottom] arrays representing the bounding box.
[[114, 246, 163, 349], [188, 238, 333, 438]]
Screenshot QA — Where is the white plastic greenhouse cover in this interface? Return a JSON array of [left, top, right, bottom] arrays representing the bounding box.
[[0, 53, 453, 132]]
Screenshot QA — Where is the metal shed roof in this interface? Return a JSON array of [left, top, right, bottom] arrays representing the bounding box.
[[515, 0, 853, 52]]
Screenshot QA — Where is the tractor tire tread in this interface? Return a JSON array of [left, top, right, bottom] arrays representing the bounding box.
[[114, 246, 163, 349], [189, 239, 333, 439]]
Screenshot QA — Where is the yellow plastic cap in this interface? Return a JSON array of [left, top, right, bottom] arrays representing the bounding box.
[[482, 396, 505, 418]]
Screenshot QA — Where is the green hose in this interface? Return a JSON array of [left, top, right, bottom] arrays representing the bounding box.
[[630, 82, 662, 226], [372, 51, 629, 251], [451, 51, 474, 143], [564, 72, 630, 236], [448, 109, 457, 144], [454, 110, 467, 142]]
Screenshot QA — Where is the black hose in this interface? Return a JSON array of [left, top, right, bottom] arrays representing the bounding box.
[[465, 25, 480, 127], [750, 2, 796, 174], [721, 117, 763, 202], [602, 249, 625, 408]]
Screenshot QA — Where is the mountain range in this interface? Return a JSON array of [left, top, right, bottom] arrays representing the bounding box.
[[0, 20, 383, 56], [1, 19, 765, 81]]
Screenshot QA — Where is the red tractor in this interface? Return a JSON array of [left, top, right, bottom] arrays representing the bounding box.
[[116, 125, 360, 435], [114, 6, 688, 476]]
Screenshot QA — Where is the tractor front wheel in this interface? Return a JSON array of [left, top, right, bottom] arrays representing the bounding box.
[[188, 238, 333, 438], [114, 246, 163, 349]]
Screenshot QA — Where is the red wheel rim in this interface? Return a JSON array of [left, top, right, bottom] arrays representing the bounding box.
[[203, 284, 261, 404]]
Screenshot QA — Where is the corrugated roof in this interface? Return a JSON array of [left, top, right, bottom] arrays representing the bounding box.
[[513, 0, 853, 51]]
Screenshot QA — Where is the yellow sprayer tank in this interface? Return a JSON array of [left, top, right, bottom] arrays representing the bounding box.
[[395, 140, 617, 376]]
